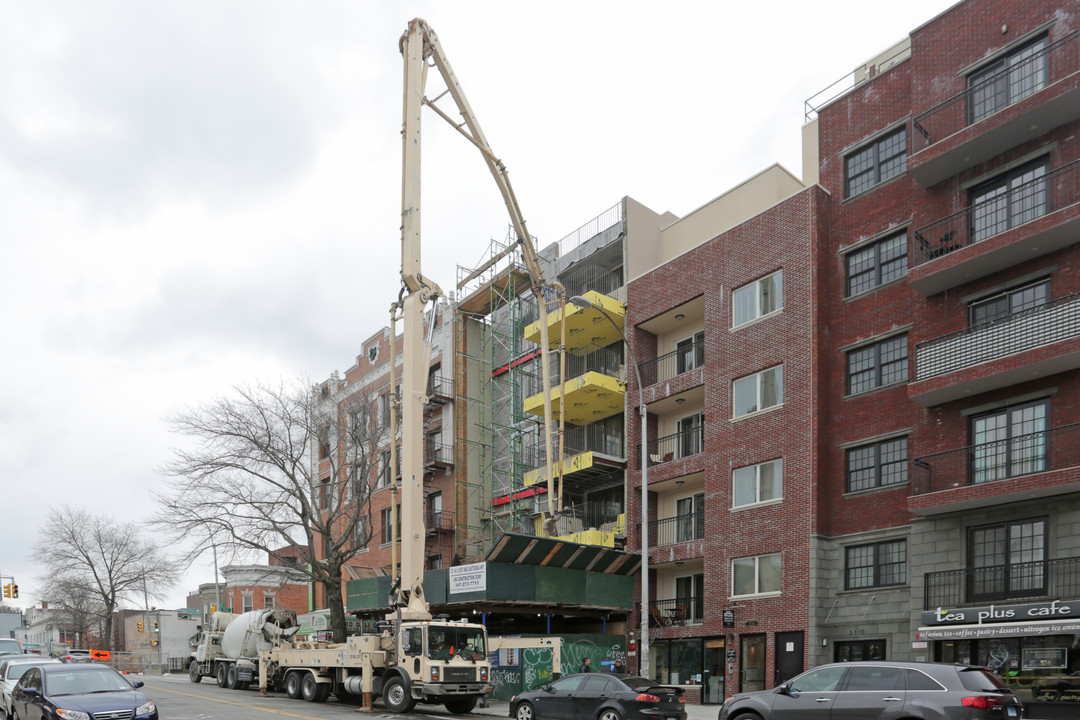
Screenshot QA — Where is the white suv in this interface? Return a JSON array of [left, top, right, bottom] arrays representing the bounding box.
[[0, 640, 22, 658]]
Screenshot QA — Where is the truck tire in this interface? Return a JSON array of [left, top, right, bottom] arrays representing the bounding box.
[[301, 673, 329, 703], [315, 682, 331, 703], [382, 676, 416, 713], [226, 664, 239, 689], [285, 671, 303, 699], [216, 663, 227, 687], [189, 661, 202, 683], [444, 697, 478, 714]]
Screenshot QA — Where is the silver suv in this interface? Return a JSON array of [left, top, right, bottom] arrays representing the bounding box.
[[719, 661, 1022, 720]]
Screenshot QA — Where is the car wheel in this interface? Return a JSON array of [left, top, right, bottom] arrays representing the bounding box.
[[598, 709, 623, 720], [226, 665, 239, 689], [444, 696, 478, 714], [382, 676, 416, 713], [189, 661, 202, 684], [515, 701, 535, 720], [215, 663, 227, 687], [285, 671, 303, 699]]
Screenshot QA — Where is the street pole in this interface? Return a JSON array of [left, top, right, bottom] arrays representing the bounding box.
[[568, 296, 650, 679]]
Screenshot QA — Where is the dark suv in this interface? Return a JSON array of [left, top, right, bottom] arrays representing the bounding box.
[[719, 661, 1022, 719]]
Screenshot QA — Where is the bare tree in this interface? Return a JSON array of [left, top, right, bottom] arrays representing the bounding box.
[[33, 506, 177, 651], [154, 378, 383, 642]]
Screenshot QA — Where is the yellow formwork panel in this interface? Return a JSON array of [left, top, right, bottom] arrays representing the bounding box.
[[522, 372, 624, 425], [523, 290, 625, 352]]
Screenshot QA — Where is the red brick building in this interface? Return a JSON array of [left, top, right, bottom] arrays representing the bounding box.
[[623, 0, 1080, 713]]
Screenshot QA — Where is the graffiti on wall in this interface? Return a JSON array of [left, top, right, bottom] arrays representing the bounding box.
[[488, 634, 625, 701]]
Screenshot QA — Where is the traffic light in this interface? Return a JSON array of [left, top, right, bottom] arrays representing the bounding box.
[[137, 622, 144, 632], [2, 584, 9, 599], [10, 584, 16, 599], [153, 621, 159, 632]]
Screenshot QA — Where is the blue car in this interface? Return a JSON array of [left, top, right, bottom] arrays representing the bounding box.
[[10, 662, 158, 720]]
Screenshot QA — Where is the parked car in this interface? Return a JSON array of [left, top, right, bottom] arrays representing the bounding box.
[[718, 661, 1022, 720], [58, 650, 91, 664], [0, 656, 62, 719], [510, 673, 686, 720], [0, 642, 22, 659], [10, 662, 158, 720]]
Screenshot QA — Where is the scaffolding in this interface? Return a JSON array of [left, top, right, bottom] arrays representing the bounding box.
[[454, 231, 543, 560]]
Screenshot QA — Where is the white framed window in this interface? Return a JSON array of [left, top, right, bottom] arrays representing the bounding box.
[[242, 594, 254, 613], [733, 459, 783, 507], [263, 593, 275, 609], [732, 553, 782, 597], [733, 365, 783, 417], [733, 271, 783, 328]]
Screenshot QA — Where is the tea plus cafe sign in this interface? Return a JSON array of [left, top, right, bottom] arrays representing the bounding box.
[[929, 600, 1077, 626]]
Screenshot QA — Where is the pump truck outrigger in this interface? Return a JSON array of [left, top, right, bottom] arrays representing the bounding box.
[[257, 18, 564, 712]]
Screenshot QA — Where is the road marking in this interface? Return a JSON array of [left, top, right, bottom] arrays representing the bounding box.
[[147, 686, 333, 719]]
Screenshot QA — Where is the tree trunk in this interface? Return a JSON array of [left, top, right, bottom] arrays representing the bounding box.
[[324, 571, 347, 643]]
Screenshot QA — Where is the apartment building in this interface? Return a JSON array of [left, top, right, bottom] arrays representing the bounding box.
[[619, 0, 1080, 714]]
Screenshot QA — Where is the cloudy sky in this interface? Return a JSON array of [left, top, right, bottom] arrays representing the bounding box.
[[0, 0, 958, 613]]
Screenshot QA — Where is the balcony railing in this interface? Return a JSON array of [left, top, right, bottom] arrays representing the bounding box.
[[640, 338, 705, 387], [912, 159, 1080, 266], [424, 441, 454, 467], [915, 292, 1080, 381], [551, 501, 623, 534], [913, 422, 1080, 495], [650, 511, 705, 547], [647, 425, 704, 466], [522, 424, 625, 469], [427, 510, 454, 532], [924, 556, 1080, 609], [427, 375, 454, 404], [913, 30, 1079, 151], [521, 342, 624, 396], [649, 597, 703, 627]]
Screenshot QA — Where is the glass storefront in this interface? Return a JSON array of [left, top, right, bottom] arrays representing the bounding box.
[[649, 637, 726, 702]]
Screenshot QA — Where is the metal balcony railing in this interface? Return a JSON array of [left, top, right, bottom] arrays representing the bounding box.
[[559, 266, 625, 302], [522, 424, 625, 469], [913, 31, 1079, 152], [912, 159, 1080, 266], [427, 375, 454, 403], [427, 510, 454, 532], [650, 511, 705, 547], [924, 557, 1080, 609], [913, 422, 1080, 495], [647, 425, 704, 466], [640, 338, 705, 387], [649, 597, 704, 627], [424, 442, 454, 466], [915, 292, 1080, 381]]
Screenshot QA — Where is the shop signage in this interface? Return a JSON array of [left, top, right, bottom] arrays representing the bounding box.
[[722, 609, 734, 628], [918, 620, 1080, 640], [921, 600, 1080, 626], [449, 562, 486, 594]]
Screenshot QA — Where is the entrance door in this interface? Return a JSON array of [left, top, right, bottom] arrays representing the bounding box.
[[775, 632, 804, 685], [740, 634, 767, 692], [702, 639, 725, 705]]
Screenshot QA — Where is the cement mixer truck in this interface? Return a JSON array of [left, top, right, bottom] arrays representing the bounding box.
[[188, 608, 298, 689]]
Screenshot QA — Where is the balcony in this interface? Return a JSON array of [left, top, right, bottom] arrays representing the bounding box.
[[522, 425, 625, 487], [909, 31, 1080, 187], [521, 345, 626, 425], [909, 160, 1080, 296], [427, 510, 454, 534], [641, 337, 704, 388], [424, 441, 454, 469], [647, 425, 705, 467], [911, 292, 1080, 406], [910, 422, 1080, 515], [923, 557, 1080, 609], [650, 511, 705, 547], [426, 375, 454, 405], [532, 501, 625, 548], [523, 290, 625, 352], [649, 597, 703, 628]]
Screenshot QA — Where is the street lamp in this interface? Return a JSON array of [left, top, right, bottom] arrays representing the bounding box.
[[567, 295, 650, 679]]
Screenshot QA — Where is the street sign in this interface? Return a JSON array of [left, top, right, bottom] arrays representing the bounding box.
[[90, 650, 110, 660]]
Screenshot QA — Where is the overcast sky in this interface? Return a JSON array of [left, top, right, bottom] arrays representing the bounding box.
[[0, 0, 959, 614]]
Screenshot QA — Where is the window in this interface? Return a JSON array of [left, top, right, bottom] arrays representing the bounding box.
[[846, 665, 905, 691], [834, 639, 886, 663], [846, 232, 907, 296], [969, 34, 1048, 123], [675, 573, 704, 624], [348, 464, 364, 501], [380, 392, 392, 426], [319, 476, 332, 511], [970, 278, 1049, 326], [378, 451, 392, 488], [733, 459, 783, 507], [676, 331, 705, 374], [788, 665, 845, 693], [846, 540, 907, 589], [733, 271, 783, 327], [970, 399, 1048, 484], [969, 517, 1047, 600], [353, 516, 368, 547], [970, 158, 1048, 244], [677, 413, 704, 458], [242, 594, 253, 613], [381, 506, 401, 544], [263, 593, 275, 609], [733, 365, 783, 417], [847, 335, 907, 394], [675, 492, 705, 542], [845, 127, 906, 197], [732, 553, 782, 596], [428, 492, 443, 527], [846, 437, 908, 492], [318, 426, 331, 460]]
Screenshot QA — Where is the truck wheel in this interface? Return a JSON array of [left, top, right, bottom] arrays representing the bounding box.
[[445, 697, 478, 714], [314, 683, 331, 703], [188, 661, 202, 684], [301, 673, 328, 703], [226, 665, 239, 689], [285, 671, 303, 699], [382, 677, 416, 713], [215, 663, 227, 687]]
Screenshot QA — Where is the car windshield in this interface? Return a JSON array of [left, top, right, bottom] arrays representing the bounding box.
[[46, 669, 132, 696], [0, 641, 22, 656]]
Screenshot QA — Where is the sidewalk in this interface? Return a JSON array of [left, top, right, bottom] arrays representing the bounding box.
[[476, 699, 716, 720]]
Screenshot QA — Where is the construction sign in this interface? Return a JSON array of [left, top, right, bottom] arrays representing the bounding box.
[[90, 650, 111, 660]]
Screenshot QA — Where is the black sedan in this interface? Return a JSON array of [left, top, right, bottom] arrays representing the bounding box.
[[510, 673, 686, 720], [10, 662, 158, 720]]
